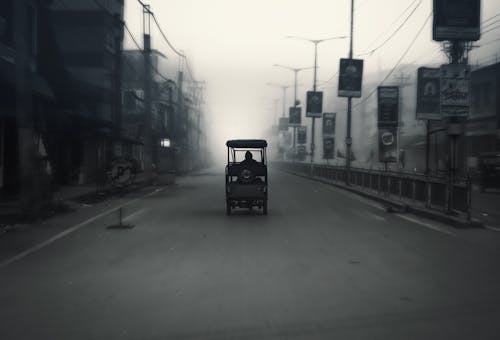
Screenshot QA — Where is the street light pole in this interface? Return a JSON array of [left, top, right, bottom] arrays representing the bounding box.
[[273, 64, 314, 161], [345, 0, 354, 184], [286, 35, 347, 163]]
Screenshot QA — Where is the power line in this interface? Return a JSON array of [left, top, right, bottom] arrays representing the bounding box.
[[123, 23, 171, 83], [483, 12, 500, 24], [353, 11, 432, 109], [357, 0, 423, 57], [150, 13, 185, 58], [482, 23, 500, 35], [363, 0, 420, 51]]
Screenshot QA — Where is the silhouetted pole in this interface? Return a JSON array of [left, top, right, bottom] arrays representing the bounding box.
[[345, 0, 354, 184], [15, 0, 39, 216], [143, 4, 153, 182]]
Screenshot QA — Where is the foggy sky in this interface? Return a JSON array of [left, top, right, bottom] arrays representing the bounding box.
[[124, 0, 500, 162]]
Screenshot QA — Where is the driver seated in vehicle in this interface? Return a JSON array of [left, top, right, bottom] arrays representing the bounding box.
[[238, 151, 262, 184], [241, 151, 258, 166]]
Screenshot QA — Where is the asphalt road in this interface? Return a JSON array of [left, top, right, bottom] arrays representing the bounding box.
[[1, 168, 500, 339]]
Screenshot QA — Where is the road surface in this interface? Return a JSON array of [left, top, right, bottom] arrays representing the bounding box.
[[1, 168, 500, 339]]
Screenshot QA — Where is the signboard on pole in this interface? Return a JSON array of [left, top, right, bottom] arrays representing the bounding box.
[[306, 91, 323, 118], [338, 58, 364, 98], [289, 106, 301, 125], [440, 64, 471, 118], [378, 126, 398, 163], [297, 126, 307, 144], [377, 86, 399, 126], [323, 137, 335, 159], [278, 117, 289, 131], [416, 67, 441, 120], [433, 0, 481, 41], [323, 112, 336, 136]]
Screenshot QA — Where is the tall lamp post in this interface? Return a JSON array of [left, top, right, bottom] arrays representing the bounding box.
[[273, 64, 314, 160], [266, 83, 292, 118], [286, 35, 347, 162]]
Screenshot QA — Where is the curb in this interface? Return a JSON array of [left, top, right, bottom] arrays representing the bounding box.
[[282, 169, 484, 229]]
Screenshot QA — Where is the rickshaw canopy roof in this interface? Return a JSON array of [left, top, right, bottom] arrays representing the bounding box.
[[226, 139, 267, 148]]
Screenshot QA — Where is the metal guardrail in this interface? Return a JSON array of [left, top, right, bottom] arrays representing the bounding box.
[[275, 162, 471, 218]]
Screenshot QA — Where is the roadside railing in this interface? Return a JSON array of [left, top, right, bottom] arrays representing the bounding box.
[[274, 162, 471, 219]]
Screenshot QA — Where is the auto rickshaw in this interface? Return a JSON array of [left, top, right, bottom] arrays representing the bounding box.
[[225, 139, 268, 215]]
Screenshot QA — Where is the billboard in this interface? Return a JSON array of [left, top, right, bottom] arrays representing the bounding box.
[[377, 86, 399, 126], [416, 67, 441, 120], [433, 0, 481, 41], [440, 64, 471, 118], [306, 91, 323, 118], [297, 126, 307, 144], [323, 112, 336, 136], [338, 58, 364, 97], [278, 117, 289, 131], [289, 106, 301, 125], [378, 126, 398, 163], [323, 137, 335, 159]]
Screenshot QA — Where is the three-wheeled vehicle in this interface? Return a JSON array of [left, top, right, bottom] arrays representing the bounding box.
[[225, 139, 268, 215]]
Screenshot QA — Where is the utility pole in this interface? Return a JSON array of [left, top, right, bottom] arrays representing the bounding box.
[[345, 0, 354, 183], [114, 15, 124, 158], [142, 4, 153, 182], [14, 0, 39, 217]]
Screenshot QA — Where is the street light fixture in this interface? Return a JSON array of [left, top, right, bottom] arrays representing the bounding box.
[[272, 64, 314, 161], [286, 35, 347, 163], [266, 82, 293, 118]]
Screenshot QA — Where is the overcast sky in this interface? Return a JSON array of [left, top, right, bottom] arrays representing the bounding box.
[[124, 0, 500, 158]]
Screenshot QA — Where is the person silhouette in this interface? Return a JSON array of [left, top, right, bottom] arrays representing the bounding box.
[[241, 151, 258, 166]]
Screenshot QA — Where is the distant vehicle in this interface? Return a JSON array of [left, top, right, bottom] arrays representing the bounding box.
[[225, 139, 268, 215]]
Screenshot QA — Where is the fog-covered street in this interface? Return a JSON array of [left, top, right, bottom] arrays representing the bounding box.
[[2, 169, 500, 339]]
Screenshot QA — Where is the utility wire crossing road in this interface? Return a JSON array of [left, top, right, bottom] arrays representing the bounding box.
[[1, 169, 500, 340]]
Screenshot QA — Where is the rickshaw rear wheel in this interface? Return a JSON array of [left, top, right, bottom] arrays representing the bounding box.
[[263, 199, 268, 215], [226, 201, 231, 215]]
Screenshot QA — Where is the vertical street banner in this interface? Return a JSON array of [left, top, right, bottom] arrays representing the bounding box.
[[433, 0, 481, 41], [378, 126, 397, 163], [306, 91, 323, 118], [440, 64, 471, 118], [416, 67, 441, 120], [377, 86, 399, 126], [323, 137, 335, 159], [322, 112, 336, 136], [297, 126, 307, 144], [289, 106, 301, 125], [338, 58, 364, 98], [278, 117, 289, 131]]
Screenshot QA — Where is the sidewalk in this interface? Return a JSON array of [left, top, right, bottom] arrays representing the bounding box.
[[471, 185, 500, 229], [0, 172, 174, 225]]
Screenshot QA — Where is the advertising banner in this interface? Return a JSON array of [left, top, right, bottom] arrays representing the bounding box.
[[322, 112, 336, 136], [289, 106, 301, 125], [338, 58, 364, 98], [323, 137, 335, 159], [440, 64, 471, 118], [416, 67, 441, 120], [279, 117, 289, 131], [306, 91, 323, 118], [377, 86, 399, 126], [378, 126, 398, 163], [433, 0, 481, 41], [297, 126, 307, 144]]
